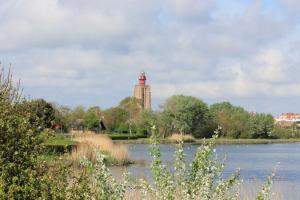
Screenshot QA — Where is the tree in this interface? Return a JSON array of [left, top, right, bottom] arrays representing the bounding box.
[[119, 97, 141, 134], [209, 102, 251, 138], [87, 106, 101, 118], [102, 107, 128, 131], [70, 105, 86, 130], [161, 95, 210, 137], [51, 103, 72, 132], [84, 108, 100, 131], [27, 99, 56, 130], [101, 97, 142, 133], [135, 109, 159, 136], [193, 111, 216, 138], [248, 113, 274, 139], [209, 102, 234, 117]]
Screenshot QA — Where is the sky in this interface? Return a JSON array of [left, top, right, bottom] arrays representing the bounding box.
[[0, 0, 300, 116]]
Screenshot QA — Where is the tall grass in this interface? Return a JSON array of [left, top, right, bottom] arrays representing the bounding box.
[[167, 133, 196, 142], [71, 132, 129, 165]]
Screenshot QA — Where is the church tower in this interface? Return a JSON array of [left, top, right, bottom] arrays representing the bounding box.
[[134, 72, 151, 110]]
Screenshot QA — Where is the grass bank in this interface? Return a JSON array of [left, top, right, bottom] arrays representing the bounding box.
[[44, 134, 77, 154]]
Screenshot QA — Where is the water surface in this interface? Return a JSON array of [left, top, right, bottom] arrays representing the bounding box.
[[111, 143, 300, 199]]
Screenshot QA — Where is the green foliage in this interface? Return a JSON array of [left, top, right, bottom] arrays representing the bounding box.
[[255, 171, 275, 200], [272, 126, 300, 139], [93, 154, 129, 199], [100, 97, 146, 133], [193, 111, 216, 138], [45, 133, 76, 146], [0, 69, 47, 199], [52, 103, 72, 132], [210, 102, 275, 139], [210, 102, 250, 138], [248, 114, 274, 139], [84, 110, 99, 130], [44, 132, 77, 154], [26, 99, 56, 130], [70, 106, 86, 130], [102, 107, 128, 131], [161, 95, 211, 137], [67, 168, 92, 200]]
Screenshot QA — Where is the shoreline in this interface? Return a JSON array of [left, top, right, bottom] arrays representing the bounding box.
[[114, 138, 300, 145]]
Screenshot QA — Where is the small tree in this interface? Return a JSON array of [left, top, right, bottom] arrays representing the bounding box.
[[119, 97, 141, 135], [161, 95, 210, 137], [84, 109, 99, 131], [26, 99, 56, 130], [248, 113, 274, 139], [210, 102, 251, 138]]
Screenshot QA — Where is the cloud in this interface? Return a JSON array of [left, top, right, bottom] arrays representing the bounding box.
[[165, 0, 216, 22], [0, 0, 300, 114], [279, 0, 300, 10], [250, 48, 287, 82]]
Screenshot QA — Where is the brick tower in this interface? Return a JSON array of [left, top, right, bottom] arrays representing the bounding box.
[[134, 72, 151, 110]]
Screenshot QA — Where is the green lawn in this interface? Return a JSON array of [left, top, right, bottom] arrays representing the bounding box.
[[44, 134, 77, 154], [45, 134, 77, 146]]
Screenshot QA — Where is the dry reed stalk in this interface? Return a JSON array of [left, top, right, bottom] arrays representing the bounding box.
[[71, 133, 129, 163], [168, 133, 195, 142]]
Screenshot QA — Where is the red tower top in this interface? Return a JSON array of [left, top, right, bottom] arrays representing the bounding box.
[[138, 72, 146, 86]]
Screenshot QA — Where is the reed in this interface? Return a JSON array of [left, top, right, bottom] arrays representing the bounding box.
[[167, 133, 196, 142], [71, 132, 129, 165]]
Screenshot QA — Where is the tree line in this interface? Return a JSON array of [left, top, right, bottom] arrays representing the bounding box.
[[33, 94, 290, 139]]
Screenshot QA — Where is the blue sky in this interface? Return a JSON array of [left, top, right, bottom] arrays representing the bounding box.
[[0, 0, 300, 116]]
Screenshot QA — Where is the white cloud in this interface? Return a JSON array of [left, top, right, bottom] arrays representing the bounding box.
[[0, 0, 300, 114], [251, 48, 287, 82], [279, 0, 300, 10], [166, 0, 216, 21]]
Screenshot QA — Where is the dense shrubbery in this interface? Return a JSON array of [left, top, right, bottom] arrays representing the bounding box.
[[0, 70, 46, 199]]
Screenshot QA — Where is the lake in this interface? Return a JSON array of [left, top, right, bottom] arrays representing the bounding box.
[[111, 143, 300, 199]]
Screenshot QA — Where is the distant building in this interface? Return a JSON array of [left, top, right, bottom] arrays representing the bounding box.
[[274, 113, 300, 129], [134, 72, 151, 110]]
